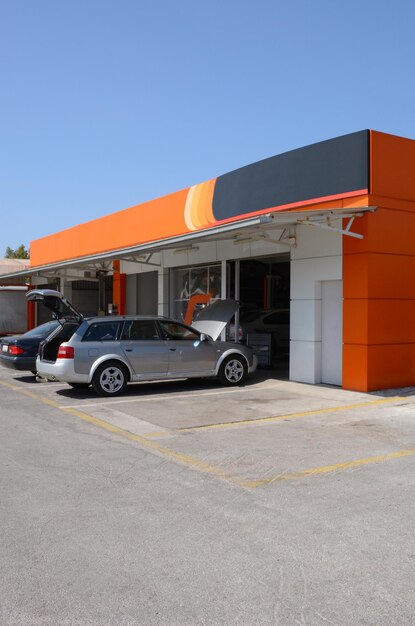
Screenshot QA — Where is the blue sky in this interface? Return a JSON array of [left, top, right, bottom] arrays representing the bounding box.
[[1, 0, 414, 257]]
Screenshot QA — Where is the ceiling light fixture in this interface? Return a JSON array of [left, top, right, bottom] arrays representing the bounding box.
[[173, 245, 200, 254]]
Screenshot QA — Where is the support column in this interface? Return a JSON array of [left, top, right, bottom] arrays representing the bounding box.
[[220, 260, 227, 340], [157, 267, 169, 317], [27, 283, 36, 330], [60, 276, 73, 302], [113, 260, 126, 316], [234, 260, 240, 342]]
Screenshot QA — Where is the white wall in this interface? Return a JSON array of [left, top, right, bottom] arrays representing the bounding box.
[[289, 220, 342, 384]]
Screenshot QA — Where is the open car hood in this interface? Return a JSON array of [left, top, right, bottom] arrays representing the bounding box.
[[191, 299, 239, 341], [26, 289, 83, 323]]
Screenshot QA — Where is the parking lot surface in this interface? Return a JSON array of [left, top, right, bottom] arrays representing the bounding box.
[[2, 368, 414, 489], [1, 366, 415, 625]]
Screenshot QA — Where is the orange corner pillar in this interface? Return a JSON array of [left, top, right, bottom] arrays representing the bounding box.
[[343, 131, 415, 391], [112, 260, 126, 316]]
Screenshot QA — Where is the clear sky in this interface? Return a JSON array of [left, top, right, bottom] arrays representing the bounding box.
[[1, 0, 414, 257]]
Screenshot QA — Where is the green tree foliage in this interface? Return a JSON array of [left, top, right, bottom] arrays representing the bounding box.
[[4, 244, 29, 259]]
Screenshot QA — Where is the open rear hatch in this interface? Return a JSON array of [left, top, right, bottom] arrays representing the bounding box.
[[191, 299, 239, 341], [26, 289, 83, 363], [26, 289, 83, 323]]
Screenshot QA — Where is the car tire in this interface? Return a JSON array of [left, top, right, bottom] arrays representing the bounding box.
[[218, 355, 247, 386], [30, 370, 37, 376], [68, 382, 90, 389], [92, 361, 129, 397]]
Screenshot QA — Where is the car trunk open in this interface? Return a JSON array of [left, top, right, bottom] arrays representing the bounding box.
[[26, 290, 83, 363], [39, 322, 80, 363]]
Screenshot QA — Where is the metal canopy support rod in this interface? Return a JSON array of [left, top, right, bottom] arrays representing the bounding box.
[[274, 228, 297, 247], [121, 253, 161, 267], [297, 213, 366, 239], [299, 221, 363, 239], [344, 216, 357, 232]]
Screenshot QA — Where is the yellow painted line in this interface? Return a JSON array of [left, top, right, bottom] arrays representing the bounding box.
[[239, 447, 415, 488], [164, 396, 403, 436], [62, 405, 240, 483], [0, 380, 63, 408], [0, 380, 240, 486], [1, 380, 413, 490]]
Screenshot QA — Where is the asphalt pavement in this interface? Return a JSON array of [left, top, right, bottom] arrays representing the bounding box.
[[1, 367, 415, 625]]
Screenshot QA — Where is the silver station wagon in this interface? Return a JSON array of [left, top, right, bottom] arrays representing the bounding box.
[[27, 290, 257, 396]]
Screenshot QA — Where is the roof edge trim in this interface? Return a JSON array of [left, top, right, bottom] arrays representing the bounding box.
[[2, 207, 376, 279]]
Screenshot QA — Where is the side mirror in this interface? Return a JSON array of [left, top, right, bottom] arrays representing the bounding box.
[[199, 333, 211, 342]]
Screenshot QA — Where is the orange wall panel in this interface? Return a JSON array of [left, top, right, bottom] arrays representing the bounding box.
[[364, 207, 415, 254], [369, 195, 415, 214], [343, 300, 368, 345], [344, 252, 415, 300], [371, 130, 415, 201], [342, 195, 370, 209], [367, 344, 415, 391], [367, 300, 415, 345], [365, 254, 415, 299], [344, 171, 415, 390], [344, 299, 415, 347], [342, 345, 368, 391], [344, 207, 415, 256], [343, 253, 369, 299], [30, 188, 190, 267], [344, 343, 415, 392], [113, 272, 126, 316]]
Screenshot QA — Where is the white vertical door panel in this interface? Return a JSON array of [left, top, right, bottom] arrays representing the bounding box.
[[321, 280, 342, 386]]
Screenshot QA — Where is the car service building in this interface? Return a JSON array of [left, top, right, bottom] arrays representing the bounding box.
[[4, 129, 415, 393]]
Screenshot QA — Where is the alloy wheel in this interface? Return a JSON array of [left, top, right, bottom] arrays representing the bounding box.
[[224, 358, 244, 383], [99, 366, 125, 394]]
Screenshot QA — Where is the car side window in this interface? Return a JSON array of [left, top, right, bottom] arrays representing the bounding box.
[[159, 321, 199, 341], [82, 321, 122, 342], [121, 320, 160, 341]]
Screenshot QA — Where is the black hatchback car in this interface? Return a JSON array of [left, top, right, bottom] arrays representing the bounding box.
[[0, 320, 60, 374]]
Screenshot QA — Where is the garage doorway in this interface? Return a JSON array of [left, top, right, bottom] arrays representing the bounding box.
[[229, 255, 290, 376]]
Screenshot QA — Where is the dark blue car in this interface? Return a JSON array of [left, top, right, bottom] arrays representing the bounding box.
[[0, 320, 60, 374]]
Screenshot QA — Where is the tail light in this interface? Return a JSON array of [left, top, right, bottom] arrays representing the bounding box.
[[9, 345, 25, 355], [57, 346, 74, 359]]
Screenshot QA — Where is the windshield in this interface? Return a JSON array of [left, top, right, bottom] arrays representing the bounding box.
[[24, 321, 59, 338]]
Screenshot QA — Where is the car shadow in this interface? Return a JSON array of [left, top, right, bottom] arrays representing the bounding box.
[[12, 374, 38, 383], [9, 368, 285, 399], [53, 370, 282, 400]]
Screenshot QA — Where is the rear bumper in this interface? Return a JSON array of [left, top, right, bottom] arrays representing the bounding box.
[[36, 357, 90, 383], [0, 355, 36, 371]]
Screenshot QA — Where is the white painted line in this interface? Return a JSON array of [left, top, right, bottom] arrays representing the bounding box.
[[62, 385, 270, 409], [12, 381, 64, 388]]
